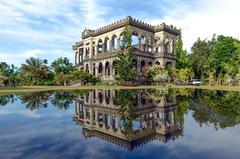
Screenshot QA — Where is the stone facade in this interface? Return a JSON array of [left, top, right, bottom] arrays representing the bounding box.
[[72, 16, 180, 82]]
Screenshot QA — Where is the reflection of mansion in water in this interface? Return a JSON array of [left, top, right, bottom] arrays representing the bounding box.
[[73, 90, 182, 150]]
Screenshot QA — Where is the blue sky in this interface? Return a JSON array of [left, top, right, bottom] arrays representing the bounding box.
[[0, 0, 239, 66]]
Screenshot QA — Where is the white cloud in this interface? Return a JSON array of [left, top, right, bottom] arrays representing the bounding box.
[[0, 49, 73, 66], [0, 0, 112, 65], [0, 0, 239, 66], [147, 0, 240, 51]]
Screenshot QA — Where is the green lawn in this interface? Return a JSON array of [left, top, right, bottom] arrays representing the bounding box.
[[0, 85, 240, 95]]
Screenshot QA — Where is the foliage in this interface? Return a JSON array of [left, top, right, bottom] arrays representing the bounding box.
[[67, 70, 99, 85], [144, 65, 168, 83], [190, 90, 240, 129], [51, 57, 74, 85], [21, 57, 50, 85], [189, 35, 240, 85], [20, 91, 52, 110], [115, 21, 136, 82], [176, 31, 188, 69], [0, 62, 20, 87], [176, 68, 194, 82], [51, 91, 75, 109], [113, 89, 137, 138]]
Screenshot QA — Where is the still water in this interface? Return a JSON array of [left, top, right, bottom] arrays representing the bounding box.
[[0, 89, 240, 159]]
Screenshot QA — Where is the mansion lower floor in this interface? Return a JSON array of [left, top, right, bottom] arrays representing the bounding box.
[[75, 48, 176, 82]]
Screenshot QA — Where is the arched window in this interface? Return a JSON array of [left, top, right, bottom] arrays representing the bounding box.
[[93, 63, 96, 76], [112, 35, 117, 50], [105, 62, 110, 76], [85, 64, 89, 73], [148, 61, 152, 66], [170, 38, 174, 54], [141, 35, 146, 51], [131, 31, 139, 47], [165, 38, 170, 53], [98, 63, 103, 75], [104, 37, 110, 52], [140, 61, 145, 73]]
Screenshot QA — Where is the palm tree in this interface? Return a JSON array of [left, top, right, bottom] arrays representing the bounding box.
[[21, 57, 49, 85], [51, 57, 73, 85]]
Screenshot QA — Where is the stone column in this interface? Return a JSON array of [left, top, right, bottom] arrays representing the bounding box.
[[89, 38, 93, 73], [109, 115, 113, 131], [95, 110, 99, 128], [117, 38, 120, 49], [75, 52, 77, 65], [83, 107, 87, 124], [138, 37, 141, 50], [102, 113, 106, 130], [95, 45, 98, 55], [109, 40, 112, 51], [83, 44, 86, 60], [102, 42, 105, 53], [90, 107, 93, 127]]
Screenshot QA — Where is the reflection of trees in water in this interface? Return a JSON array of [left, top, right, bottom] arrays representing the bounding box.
[[62, 89, 92, 109], [175, 88, 240, 129], [175, 89, 194, 128], [18, 89, 92, 111], [20, 91, 52, 110], [190, 90, 240, 129], [113, 89, 137, 138], [51, 91, 75, 110], [0, 94, 16, 106]]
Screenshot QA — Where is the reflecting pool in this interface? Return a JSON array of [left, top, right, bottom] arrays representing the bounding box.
[[0, 89, 240, 159]]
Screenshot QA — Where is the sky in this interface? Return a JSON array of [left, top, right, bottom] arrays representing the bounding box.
[[0, 0, 239, 67]]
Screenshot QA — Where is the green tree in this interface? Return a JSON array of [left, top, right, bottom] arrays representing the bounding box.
[[67, 70, 99, 85], [51, 57, 74, 85], [189, 37, 213, 79], [115, 21, 136, 82], [145, 65, 168, 84], [209, 35, 240, 85], [176, 68, 194, 83], [21, 57, 49, 85], [0, 62, 20, 87], [176, 31, 188, 69]]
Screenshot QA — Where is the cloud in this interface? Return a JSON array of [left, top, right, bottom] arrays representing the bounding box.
[[0, 49, 73, 66], [147, 0, 240, 51], [0, 0, 239, 66]]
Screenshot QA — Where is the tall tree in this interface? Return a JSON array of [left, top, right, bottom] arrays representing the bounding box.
[[209, 35, 240, 84], [21, 57, 49, 85], [175, 31, 188, 69], [115, 21, 136, 82], [51, 57, 74, 85]]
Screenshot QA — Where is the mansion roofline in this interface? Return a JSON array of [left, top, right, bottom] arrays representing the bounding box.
[[80, 16, 180, 39], [73, 16, 180, 49]]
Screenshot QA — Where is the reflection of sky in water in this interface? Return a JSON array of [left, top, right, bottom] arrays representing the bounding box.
[[0, 92, 239, 159]]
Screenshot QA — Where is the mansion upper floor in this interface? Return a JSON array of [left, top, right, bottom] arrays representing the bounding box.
[[73, 16, 180, 67]]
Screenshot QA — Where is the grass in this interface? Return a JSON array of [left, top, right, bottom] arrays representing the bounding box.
[[0, 85, 240, 95]]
